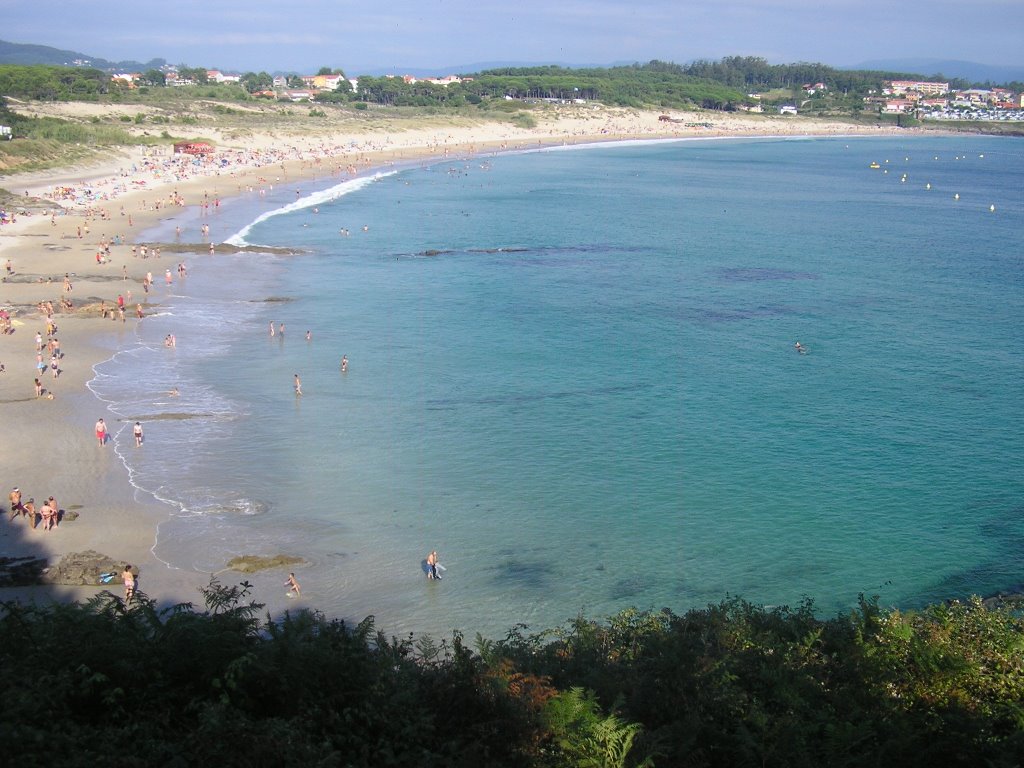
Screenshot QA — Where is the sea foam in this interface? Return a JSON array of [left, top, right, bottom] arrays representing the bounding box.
[[225, 171, 396, 246]]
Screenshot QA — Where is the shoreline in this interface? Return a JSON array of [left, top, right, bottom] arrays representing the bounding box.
[[0, 108, 921, 618]]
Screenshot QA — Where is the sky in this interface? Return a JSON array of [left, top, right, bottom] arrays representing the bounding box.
[[3, 0, 1022, 75]]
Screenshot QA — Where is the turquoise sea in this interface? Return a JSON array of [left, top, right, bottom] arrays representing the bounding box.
[[90, 134, 1024, 639]]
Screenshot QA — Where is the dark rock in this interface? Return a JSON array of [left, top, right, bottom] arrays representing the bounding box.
[[0, 556, 49, 587], [41, 550, 128, 586]]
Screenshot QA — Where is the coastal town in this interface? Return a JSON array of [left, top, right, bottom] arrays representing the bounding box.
[[86, 60, 1024, 123], [101, 66, 1024, 122], [748, 78, 1024, 120], [874, 79, 1024, 121]]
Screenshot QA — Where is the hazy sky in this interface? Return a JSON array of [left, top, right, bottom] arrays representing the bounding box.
[[3, 0, 1022, 74]]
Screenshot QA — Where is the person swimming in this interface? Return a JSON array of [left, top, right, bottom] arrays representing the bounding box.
[[794, 341, 807, 354]]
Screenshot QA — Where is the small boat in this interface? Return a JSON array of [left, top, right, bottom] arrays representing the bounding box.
[[869, 162, 881, 169]]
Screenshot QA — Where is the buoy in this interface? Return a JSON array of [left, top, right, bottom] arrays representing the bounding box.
[[926, 183, 931, 190], [954, 193, 960, 200], [990, 204, 996, 212]]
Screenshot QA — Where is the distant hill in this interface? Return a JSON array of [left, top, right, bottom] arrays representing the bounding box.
[[850, 58, 1024, 84], [0, 40, 165, 73]]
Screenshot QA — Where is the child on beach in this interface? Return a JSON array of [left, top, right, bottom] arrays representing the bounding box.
[[23, 498, 37, 529]]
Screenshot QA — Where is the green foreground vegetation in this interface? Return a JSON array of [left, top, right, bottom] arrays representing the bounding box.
[[2, 583, 1022, 767]]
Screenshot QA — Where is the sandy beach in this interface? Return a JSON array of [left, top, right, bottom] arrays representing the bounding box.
[[0, 105, 910, 614]]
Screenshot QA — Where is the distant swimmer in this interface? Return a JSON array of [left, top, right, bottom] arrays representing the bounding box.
[[167, 388, 180, 397], [294, 374, 302, 396], [794, 341, 807, 355], [340, 355, 348, 373]]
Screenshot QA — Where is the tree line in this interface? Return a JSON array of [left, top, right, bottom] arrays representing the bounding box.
[[1, 582, 1022, 767], [1, 59, 1021, 116]]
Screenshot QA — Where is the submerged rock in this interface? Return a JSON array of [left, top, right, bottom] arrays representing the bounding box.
[[226, 554, 307, 574]]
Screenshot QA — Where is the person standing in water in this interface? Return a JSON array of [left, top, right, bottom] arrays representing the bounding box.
[[133, 421, 144, 447], [294, 374, 302, 396], [285, 573, 301, 596], [340, 355, 348, 373], [426, 550, 440, 580]]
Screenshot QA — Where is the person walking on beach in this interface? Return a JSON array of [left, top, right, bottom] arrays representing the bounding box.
[[133, 421, 144, 447], [285, 573, 301, 597], [95, 418, 107, 446], [294, 374, 302, 396], [123, 566, 136, 602], [8, 487, 23, 520]]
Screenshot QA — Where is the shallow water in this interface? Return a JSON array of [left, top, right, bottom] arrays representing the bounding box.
[[91, 135, 1024, 639]]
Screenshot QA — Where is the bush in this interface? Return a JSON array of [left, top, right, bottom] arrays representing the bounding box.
[[511, 112, 536, 129]]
